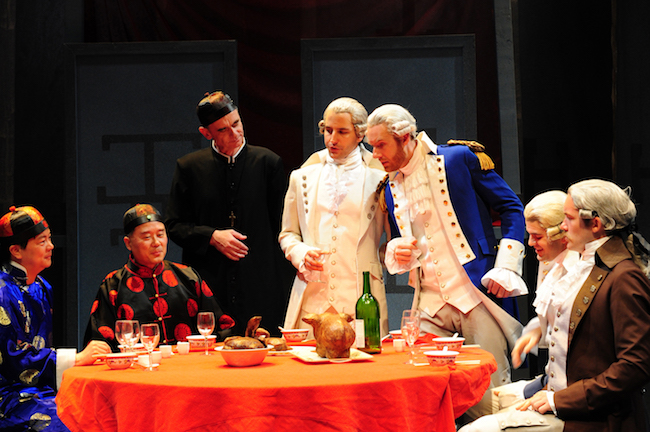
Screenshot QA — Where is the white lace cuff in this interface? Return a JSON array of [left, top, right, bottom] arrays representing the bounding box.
[[481, 268, 529, 296], [385, 236, 422, 275]]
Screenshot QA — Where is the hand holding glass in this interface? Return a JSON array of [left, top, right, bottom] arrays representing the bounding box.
[[401, 310, 420, 365], [315, 242, 332, 283], [140, 323, 160, 371], [197, 312, 215, 355], [115, 320, 140, 352]]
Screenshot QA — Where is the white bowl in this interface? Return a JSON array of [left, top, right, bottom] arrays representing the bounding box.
[[389, 329, 402, 339], [424, 350, 459, 366], [216, 346, 271, 367], [186, 335, 217, 350], [280, 329, 309, 343], [105, 352, 138, 370], [430, 337, 465, 351]]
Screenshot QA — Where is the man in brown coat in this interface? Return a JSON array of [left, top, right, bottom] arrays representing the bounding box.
[[461, 179, 650, 432]]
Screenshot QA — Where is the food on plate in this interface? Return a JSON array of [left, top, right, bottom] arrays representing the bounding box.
[[302, 312, 355, 359], [223, 316, 290, 351]]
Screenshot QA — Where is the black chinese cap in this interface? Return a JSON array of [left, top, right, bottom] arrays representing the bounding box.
[[196, 91, 237, 127], [123, 204, 163, 235]]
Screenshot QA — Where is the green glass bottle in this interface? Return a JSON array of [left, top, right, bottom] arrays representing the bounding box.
[[355, 271, 381, 354]]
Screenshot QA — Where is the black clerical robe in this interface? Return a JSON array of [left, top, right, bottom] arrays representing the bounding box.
[[166, 144, 292, 335]]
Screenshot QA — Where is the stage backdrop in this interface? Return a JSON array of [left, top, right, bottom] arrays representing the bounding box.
[[64, 40, 237, 346]]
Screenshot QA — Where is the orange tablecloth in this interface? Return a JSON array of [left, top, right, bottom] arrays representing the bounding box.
[[56, 344, 495, 432]]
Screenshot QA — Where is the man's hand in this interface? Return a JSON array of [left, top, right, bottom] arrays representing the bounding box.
[[76, 340, 111, 366], [210, 229, 249, 261], [486, 279, 511, 298], [395, 238, 418, 265], [511, 327, 542, 368], [517, 391, 552, 414], [304, 249, 325, 271]]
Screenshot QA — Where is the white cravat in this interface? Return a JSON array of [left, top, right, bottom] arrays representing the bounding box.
[[399, 144, 434, 223], [322, 146, 362, 213], [534, 237, 609, 317]]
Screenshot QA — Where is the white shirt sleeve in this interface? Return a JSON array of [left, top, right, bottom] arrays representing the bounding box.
[[56, 348, 77, 390]]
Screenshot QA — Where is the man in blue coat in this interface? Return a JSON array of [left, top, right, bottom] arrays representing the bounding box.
[[367, 104, 526, 420]]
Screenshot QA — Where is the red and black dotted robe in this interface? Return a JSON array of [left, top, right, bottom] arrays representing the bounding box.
[[83, 256, 232, 351]]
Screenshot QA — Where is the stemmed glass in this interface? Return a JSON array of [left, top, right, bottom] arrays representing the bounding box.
[[401, 309, 421, 365], [197, 312, 215, 356], [140, 323, 160, 371], [115, 320, 140, 352], [315, 242, 332, 283]]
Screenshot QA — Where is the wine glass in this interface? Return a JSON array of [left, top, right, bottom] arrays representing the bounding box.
[[197, 312, 215, 356], [314, 242, 332, 283], [400, 309, 420, 365], [115, 320, 140, 352], [140, 323, 160, 371]]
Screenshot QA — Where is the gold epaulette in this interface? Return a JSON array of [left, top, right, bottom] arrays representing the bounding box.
[[446, 139, 495, 171], [376, 174, 390, 213]]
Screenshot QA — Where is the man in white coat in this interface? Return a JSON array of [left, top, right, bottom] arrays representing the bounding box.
[[279, 97, 389, 335]]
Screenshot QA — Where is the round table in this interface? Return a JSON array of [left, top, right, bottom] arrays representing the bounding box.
[[56, 343, 495, 432]]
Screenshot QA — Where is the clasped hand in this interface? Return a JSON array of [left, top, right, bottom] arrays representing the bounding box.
[[211, 229, 249, 261]]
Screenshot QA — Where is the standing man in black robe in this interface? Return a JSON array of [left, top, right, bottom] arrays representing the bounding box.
[[166, 91, 292, 335]]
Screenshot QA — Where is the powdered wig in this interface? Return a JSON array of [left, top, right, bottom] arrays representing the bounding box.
[[524, 190, 567, 241], [567, 179, 636, 232], [367, 104, 417, 141], [569, 179, 649, 276], [318, 97, 368, 139]]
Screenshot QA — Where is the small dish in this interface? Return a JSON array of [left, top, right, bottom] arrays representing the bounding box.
[[423, 350, 459, 366], [186, 335, 217, 350], [103, 352, 138, 370], [280, 329, 309, 343], [430, 337, 465, 351], [216, 346, 271, 367]]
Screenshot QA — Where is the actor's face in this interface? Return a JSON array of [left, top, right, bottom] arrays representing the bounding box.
[[367, 123, 410, 172], [323, 112, 362, 160], [12, 228, 54, 275], [561, 195, 596, 253], [124, 221, 168, 269], [526, 220, 566, 262], [200, 109, 245, 156]]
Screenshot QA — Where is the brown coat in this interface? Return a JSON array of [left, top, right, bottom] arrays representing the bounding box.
[[555, 236, 650, 432]]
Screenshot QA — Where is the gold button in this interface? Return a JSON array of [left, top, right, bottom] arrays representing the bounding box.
[[460, 243, 465, 248], [429, 247, 434, 252], [456, 233, 460, 237], [570, 322, 575, 329], [302, 183, 307, 188], [451, 222, 456, 227], [302, 175, 307, 180], [395, 204, 399, 209], [443, 200, 449, 206], [576, 309, 582, 317], [437, 272, 441, 276], [437, 157, 441, 162], [433, 260, 439, 264], [439, 179, 444, 183]]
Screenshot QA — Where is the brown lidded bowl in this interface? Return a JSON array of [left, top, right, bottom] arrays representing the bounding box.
[[216, 346, 271, 367]]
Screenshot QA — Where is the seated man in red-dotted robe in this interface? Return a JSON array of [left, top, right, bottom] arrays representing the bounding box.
[[84, 204, 234, 351]]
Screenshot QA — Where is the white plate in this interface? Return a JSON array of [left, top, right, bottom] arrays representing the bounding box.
[[290, 346, 373, 363]]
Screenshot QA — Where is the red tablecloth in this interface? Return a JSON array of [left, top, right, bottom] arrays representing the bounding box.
[[56, 344, 495, 432]]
